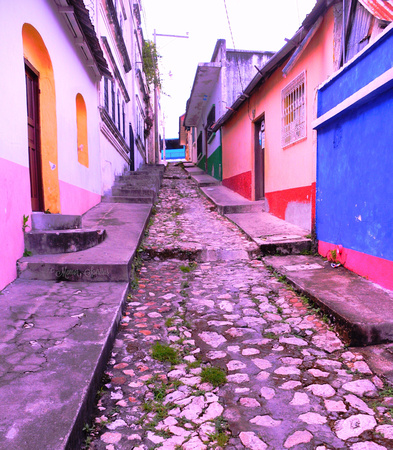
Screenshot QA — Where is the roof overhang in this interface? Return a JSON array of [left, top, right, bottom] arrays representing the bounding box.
[[184, 62, 221, 127], [358, 0, 393, 21], [212, 0, 336, 132]]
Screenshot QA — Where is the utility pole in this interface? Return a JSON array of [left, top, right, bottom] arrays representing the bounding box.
[[153, 30, 188, 164]]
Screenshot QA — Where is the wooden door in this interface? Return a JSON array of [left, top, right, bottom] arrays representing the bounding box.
[[25, 63, 44, 211], [254, 116, 265, 200]]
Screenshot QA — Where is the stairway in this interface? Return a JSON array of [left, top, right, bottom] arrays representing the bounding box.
[[102, 164, 165, 204], [24, 212, 106, 255]]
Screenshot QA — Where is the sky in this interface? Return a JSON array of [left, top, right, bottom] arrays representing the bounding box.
[[142, 0, 317, 138]]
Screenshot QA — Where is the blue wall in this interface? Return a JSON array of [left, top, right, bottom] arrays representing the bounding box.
[[316, 27, 393, 262], [318, 28, 393, 116]]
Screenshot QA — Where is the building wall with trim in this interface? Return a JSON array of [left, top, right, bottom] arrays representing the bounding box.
[[0, 0, 101, 289], [315, 25, 393, 290], [221, 7, 335, 230]]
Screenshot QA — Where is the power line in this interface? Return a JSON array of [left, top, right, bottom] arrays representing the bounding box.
[[223, 0, 244, 92]]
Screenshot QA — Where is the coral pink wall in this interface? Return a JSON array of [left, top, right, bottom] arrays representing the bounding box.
[[0, 158, 32, 290], [59, 180, 101, 216], [319, 241, 393, 291], [222, 171, 252, 200], [222, 7, 335, 230]]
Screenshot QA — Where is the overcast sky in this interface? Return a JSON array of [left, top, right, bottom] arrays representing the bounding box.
[[142, 0, 317, 138]]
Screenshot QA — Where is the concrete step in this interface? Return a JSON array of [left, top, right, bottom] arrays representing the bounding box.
[[0, 279, 128, 450], [31, 212, 82, 230], [102, 196, 154, 204], [24, 229, 107, 255], [201, 185, 266, 215], [184, 166, 205, 176], [111, 186, 156, 198], [18, 202, 152, 282], [264, 255, 393, 346], [225, 211, 312, 256], [190, 174, 221, 187]]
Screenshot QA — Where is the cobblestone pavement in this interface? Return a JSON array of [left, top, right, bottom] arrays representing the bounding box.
[[87, 165, 393, 449]]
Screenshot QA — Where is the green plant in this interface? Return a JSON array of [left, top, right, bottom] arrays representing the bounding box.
[[22, 214, 30, 233], [23, 249, 32, 257], [180, 262, 197, 273], [151, 342, 179, 364], [200, 367, 227, 387], [265, 332, 278, 340], [142, 40, 161, 88], [165, 317, 174, 327]]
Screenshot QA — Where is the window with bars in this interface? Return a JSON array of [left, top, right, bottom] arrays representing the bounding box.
[[206, 105, 215, 141], [117, 91, 120, 130], [281, 71, 306, 148], [111, 80, 115, 122], [122, 102, 125, 138], [104, 77, 109, 111]]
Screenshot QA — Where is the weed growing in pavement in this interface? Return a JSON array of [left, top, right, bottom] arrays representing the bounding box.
[[180, 261, 197, 273], [181, 280, 190, 288], [265, 332, 279, 340], [165, 317, 174, 327], [200, 367, 227, 387], [209, 416, 230, 446], [151, 342, 179, 364], [277, 306, 283, 314]]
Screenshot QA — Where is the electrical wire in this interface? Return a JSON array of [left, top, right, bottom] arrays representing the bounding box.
[[223, 0, 244, 92]]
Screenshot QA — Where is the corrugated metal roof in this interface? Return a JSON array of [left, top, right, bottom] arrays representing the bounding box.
[[358, 0, 393, 21]]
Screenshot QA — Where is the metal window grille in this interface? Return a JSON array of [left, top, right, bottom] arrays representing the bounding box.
[[117, 92, 120, 130], [104, 77, 109, 111], [281, 71, 306, 147], [206, 105, 215, 141], [122, 102, 126, 138], [111, 81, 115, 122]]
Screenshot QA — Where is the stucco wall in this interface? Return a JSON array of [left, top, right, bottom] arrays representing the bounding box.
[[0, 0, 101, 289], [222, 7, 335, 229], [316, 26, 393, 290]]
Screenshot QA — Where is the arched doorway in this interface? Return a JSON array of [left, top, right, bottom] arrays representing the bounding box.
[[22, 23, 60, 213]]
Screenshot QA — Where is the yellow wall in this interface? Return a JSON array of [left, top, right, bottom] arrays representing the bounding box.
[[22, 23, 60, 213], [222, 7, 335, 200], [76, 93, 89, 168]]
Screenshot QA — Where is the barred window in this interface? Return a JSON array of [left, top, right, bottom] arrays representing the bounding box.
[[104, 77, 109, 111], [111, 80, 115, 122], [281, 71, 306, 147]]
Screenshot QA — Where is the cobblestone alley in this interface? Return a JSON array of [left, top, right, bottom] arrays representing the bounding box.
[[87, 164, 393, 449]]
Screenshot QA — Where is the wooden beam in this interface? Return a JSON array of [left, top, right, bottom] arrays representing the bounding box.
[[282, 16, 323, 77]]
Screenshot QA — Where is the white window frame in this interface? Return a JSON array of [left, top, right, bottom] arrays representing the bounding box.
[[281, 71, 306, 148]]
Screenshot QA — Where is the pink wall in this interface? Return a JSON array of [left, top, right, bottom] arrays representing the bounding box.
[[221, 7, 335, 230], [319, 241, 393, 291], [59, 180, 101, 215], [0, 158, 32, 290]]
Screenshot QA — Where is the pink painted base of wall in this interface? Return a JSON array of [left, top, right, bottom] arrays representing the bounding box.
[[60, 180, 101, 216], [0, 158, 32, 290], [319, 240, 393, 291], [265, 183, 316, 221], [222, 171, 252, 200]]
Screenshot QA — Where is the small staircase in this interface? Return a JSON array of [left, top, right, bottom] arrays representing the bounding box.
[[24, 212, 106, 255], [102, 164, 165, 204]]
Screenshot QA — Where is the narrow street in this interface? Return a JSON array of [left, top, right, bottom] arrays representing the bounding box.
[[87, 164, 393, 450]]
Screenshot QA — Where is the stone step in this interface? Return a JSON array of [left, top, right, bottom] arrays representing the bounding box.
[[111, 186, 156, 198], [102, 196, 154, 204], [31, 212, 82, 230], [18, 202, 152, 282], [24, 229, 107, 255]]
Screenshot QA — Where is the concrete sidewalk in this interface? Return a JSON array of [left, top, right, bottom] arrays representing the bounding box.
[[0, 178, 156, 449], [188, 164, 393, 349]]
